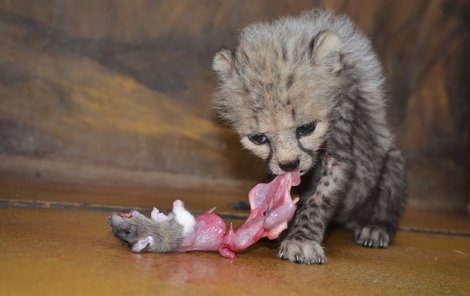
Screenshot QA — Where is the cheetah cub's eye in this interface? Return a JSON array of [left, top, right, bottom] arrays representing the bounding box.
[[248, 134, 269, 145], [296, 121, 317, 138]]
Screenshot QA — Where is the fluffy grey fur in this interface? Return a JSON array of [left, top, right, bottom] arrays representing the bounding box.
[[212, 9, 407, 264], [109, 210, 184, 253]]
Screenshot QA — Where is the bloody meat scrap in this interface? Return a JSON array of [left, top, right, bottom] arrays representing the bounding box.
[[109, 171, 300, 258]]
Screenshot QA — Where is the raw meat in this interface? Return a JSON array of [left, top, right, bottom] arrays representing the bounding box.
[[219, 170, 300, 258], [109, 171, 300, 258]]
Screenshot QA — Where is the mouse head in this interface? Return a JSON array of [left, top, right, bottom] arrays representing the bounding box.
[[108, 210, 155, 253]]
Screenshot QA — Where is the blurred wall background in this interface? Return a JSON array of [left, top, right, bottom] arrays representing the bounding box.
[[0, 0, 468, 211]]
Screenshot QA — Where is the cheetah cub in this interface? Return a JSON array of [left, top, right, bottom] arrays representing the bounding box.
[[212, 9, 407, 264]]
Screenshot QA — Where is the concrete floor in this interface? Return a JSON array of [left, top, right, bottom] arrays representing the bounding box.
[[0, 206, 469, 296]]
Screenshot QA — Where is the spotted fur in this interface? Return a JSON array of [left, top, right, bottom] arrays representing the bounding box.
[[213, 9, 407, 264]]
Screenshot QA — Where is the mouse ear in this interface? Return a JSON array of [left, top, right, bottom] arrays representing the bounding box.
[[131, 236, 154, 253]]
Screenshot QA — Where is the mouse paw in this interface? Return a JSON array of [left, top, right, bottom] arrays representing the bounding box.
[[172, 200, 196, 236], [151, 207, 172, 222]]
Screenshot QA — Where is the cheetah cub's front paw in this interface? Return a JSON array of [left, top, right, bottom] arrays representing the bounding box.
[[278, 239, 326, 264], [354, 226, 390, 248]]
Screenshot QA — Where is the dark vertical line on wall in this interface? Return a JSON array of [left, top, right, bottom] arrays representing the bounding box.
[[467, 116, 470, 215]]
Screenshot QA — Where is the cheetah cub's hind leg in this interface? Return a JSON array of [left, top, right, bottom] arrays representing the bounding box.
[[353, 149, 407, 248], [355, 226, 390, 248]]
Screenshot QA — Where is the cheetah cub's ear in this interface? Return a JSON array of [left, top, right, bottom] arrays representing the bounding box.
[[213, 49, 234, 80], [310, 31, 343, 74]]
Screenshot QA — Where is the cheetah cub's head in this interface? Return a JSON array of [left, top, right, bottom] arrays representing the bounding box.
[[213, 26, 344, 176]]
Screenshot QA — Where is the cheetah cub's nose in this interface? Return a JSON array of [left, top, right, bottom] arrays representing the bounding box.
[[279, 159, 300, 172]]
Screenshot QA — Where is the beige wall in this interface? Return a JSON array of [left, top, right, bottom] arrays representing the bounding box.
[[0, 0, 468, 210]]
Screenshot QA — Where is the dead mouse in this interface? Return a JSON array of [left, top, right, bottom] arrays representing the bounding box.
[[108, 171, 300, 258], [108, 207, 185, 253]]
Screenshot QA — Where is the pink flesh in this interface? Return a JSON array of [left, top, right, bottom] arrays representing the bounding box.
[[220, 170, 300, 256], [175, 211, 227, 253], [176, 171, 300, 258]]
